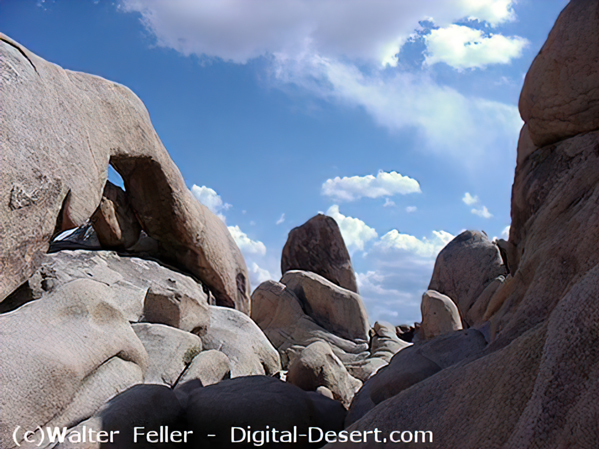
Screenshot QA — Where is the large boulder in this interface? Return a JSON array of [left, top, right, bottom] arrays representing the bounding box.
[[250, 280, 370, 371], [90, 180, 141, 249], [201, 306, 282, 377], [0, 33, 249, 313], [519, 0, 599, 148], [0, 279, 148, 449], [281, 270, 369, 342], [132, 323, 203, 387], [177, 350, 232, 386], [420, 290, 463, 340], [0, 250, 210, 326], [287, 341, 362, 408], [345, 329, 487, 427], [182, 376, 347, 448], [428, 230, 507, 327], [281, 214, 358, 293]]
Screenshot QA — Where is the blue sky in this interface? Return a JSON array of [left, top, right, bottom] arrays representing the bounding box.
[[0, 0, 569, 325]]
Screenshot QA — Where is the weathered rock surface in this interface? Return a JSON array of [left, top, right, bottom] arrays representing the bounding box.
[[287, 341, 362, 408], [201, 306, 282, 377], [281, 270, 369, 342], [142, 284, 210, 335], [492, 129, 599, 345], [337, 4, 599, 444], [346, 322, 411, 382], [1, 250, 210, 323], [428, 230, 507, 327], [520, 0, 599, 147], [90, 180, 141, 249], [281, 214, 358, 292], [0, 279, 148, 449], [250, 279, 370, 372], [345, 329, 487, 427], [177, 349, 231, 386], [182, 376, 347, 448], [420, 290, 462, 340], [132, 323, 203, 387], [0, 32, 249, 313]]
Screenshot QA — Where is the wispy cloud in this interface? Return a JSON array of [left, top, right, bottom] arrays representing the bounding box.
[[276, 213, 286, 225]]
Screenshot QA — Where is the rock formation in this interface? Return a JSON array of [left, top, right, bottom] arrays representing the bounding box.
[[4, 2, 599, 446], [0, 32, 250, 313], [520, 0, 599, 148], [419, 290, 462, 340], [281, 214, 358, 292], [428, 230, 507, 327], [329, 2, 599, 447]]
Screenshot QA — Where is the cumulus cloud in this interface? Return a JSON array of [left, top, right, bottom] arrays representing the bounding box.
[[191, 185, 231, 221], [119, 1, 523, 164], [276, 213, 286, 225], [119, 0, 517, 65], [501, 225, 510, 239], [424, 25, 528, 70], [249, 262, 273, 287], [374, 229, 454, 259], [462, 192, 479, 205], [383, 198, 396, 208], [405, 206, 417, 213], [322, 170, 421, 202], [227, 225, 267, 255], [472, 205, 493, 219], [326, 205, 378, 252]]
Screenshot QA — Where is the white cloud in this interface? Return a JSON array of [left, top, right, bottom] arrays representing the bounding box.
[[462, 192, 479, 205], [424, 25, 528, 70], [227, 225, 267, 255], [274, 54, 522, 164], [191, 185, 232, 221], [249, 262, 273, 287], [326, 205, 378, 252], [276, 213, 286, 225], [119, 0, 517, 65], [501, 225, 510, 239], [322, 170, 421, 202], [374, 229, 454, 259], [472, 205, 493, 218], [120, 1, 523, 164], [383, 198, 396, 208], [405, 206, 417, 213], [356, 271, 402, 297]]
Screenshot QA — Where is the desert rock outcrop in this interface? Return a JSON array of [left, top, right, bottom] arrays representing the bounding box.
[[0, 32, 249, 313], [281, 214, 358, 292], [428, 230, 507, 327], [520, 0, 599, 147]]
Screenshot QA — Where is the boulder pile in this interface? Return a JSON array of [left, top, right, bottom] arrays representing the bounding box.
[[2, 2, 599, 446]]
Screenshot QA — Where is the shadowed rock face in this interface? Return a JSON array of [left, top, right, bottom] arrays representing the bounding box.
[[0, 33, 249, 313], [281, 214, 358, 293]]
